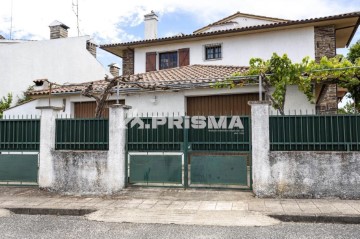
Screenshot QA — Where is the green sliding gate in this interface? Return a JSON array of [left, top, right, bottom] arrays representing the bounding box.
[[0, 118, 40, 185], [127, 116, 251, 189]]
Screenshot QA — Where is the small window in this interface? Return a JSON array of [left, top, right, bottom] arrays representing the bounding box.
[[159, 51, 178, 70], [205, 44, 222, 60]]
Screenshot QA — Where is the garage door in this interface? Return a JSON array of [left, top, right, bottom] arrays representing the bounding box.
[[74, 100, 125, 118], [186, 93, 259, 116]]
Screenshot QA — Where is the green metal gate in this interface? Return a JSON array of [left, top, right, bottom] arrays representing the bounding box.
[[0, 118, 40, 186], [126, 116, 251, 189]]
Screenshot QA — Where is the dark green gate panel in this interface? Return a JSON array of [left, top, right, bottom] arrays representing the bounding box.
[[190, 155, 247, 185], [0, 154, 38, 183], [130, 155, 182, 184]]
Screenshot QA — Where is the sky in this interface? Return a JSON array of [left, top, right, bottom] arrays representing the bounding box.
[[0, 0, 359, 68]]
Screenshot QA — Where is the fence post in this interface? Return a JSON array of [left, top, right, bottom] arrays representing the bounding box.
[[248, 101, 274, 197], [36, 106, 62, 188], [107, 104, 131, 192]]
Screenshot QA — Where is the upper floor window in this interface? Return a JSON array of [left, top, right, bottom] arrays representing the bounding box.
[[159, 51, 178, 70], [205, 44, 222, 60]]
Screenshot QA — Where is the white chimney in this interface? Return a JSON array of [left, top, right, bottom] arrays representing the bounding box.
[[144, 11, 158, 40]]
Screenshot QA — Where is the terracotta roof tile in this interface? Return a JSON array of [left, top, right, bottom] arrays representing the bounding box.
[[29, 64, 248, 96], [101, 12, 360, 50]]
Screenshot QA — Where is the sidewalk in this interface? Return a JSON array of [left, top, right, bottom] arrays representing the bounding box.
[[0, 187, 360, 226]]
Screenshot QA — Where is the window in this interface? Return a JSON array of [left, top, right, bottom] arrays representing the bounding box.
[[159, 51, 178, 70], [205, 44, 222, 60]]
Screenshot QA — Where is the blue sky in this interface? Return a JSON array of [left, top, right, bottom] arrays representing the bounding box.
[[0, 0, 359, 68]]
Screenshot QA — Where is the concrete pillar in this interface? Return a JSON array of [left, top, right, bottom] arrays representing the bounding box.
[[107, 104, 131, 192], [36, 106, 62, 188], [248, 101, 274, 197]]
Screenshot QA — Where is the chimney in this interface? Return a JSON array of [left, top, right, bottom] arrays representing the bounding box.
[[49, 20, 69, 39], [33, 79, 50, 91], [86, 40, 97, 58], [108, 63, 120, 77], [144, 11, 158, 40]]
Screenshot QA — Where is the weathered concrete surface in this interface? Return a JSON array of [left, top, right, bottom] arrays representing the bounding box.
[[87, 208, 280, 227], [248, 101, 274, 197], [52, 151, 109, 195], [267, 151, 360, 199], [37, 106, 62, 188], [107, 104, 131, 192], [0, 209, 11, 217]]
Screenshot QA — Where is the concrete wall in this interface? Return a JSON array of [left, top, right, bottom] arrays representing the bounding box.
[[268, 151, 360, 199], [134, 27, 315, 74], [51, 151, 110, 195], [4, 85, 315, 117], [37, 104, 128, 195], [0, 36, 110, 103]]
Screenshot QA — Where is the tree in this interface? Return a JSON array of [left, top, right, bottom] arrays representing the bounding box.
[[16, 85, 34, 105], [0, 93, 13, 118], [81, 74, 167, 118], [347, 40, 360, 63]]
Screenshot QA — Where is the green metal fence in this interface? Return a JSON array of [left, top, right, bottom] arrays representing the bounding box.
[[127, 116, 251, 152], [0, 119, 40, 151], [56, 118, 109, 150], [189, 116, 251, 152], [127, 118, 184, 151], [270, 115, 360, 151]]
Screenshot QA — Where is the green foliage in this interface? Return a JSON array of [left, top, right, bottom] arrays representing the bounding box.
[[338, 100, 357, 114], [0, 93, 13, 118], [347, 40, 360, 63], [306, 56, 360, 110], [214, 52, 360, 114], [16, 85, 34, 105]]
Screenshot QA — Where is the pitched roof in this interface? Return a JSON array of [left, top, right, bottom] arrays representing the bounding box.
[[29, 65, 248, 96], [193, 11, 289, 34], [101, 11, 360, 55]]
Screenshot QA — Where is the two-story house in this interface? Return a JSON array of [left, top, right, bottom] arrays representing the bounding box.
[[6, 11, 360, 117]]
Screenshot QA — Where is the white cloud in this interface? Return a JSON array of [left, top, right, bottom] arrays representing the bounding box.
[[0, 0, 358, 45]]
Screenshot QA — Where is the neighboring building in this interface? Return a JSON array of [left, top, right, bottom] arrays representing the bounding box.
[[0, 20, 110, 106], [4, 11, 360, 117]]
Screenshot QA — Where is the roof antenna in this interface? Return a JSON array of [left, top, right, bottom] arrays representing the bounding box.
[[9, 0, 13, 39], [72, 0, 80, 36]]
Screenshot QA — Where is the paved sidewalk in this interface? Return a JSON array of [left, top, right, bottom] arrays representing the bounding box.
[[0, 187, 360, 226]]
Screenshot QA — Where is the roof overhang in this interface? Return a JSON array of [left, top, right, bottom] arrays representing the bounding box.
[[101, 12, 360, 58]]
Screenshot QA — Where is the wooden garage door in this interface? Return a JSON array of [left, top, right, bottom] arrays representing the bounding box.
[[186, 93, 259, 116], [74, 100, 124, 118]]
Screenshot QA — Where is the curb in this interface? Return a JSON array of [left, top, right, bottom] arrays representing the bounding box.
[[6, 208, 96, 216], [269, 214, 360, 224]]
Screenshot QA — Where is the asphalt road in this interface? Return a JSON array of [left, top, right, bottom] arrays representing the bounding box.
[[0, 214, 360, 239]]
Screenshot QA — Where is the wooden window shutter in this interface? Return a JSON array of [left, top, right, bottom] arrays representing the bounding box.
[[146, 52, 157, 72], [178, 48, 190, 67]]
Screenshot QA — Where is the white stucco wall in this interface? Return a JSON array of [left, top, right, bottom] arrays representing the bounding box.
[[134, 27, 315, 74], [0, 36, 109, 104], [206, 16, 279, 32], [4, 85, 315, 117]]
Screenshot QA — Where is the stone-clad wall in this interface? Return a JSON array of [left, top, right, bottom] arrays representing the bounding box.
[[314, 25, 338, 114], [122, 49, 134, 75]]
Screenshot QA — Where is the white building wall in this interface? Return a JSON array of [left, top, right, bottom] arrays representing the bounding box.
[[0, 36, 109, 104], [205, 16, 279, 32], [4, 85, 315, 117], [134, 27, 315, 74]]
